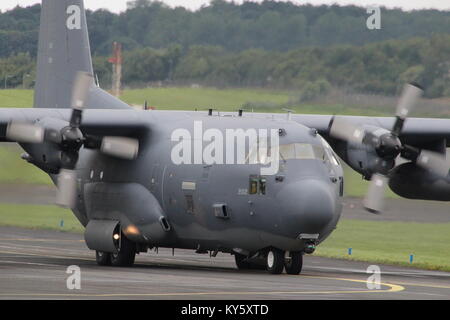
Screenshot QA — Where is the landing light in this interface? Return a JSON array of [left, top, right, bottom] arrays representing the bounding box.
[[125, 225, 140, 235], [113, 233, 120, 241]]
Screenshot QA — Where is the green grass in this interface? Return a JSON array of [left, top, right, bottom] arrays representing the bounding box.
[[0, 145, 52, 185], [121, 87, 290, 110], [0, 204, 84, 233], [316, 219, 450, 272], [0, 90, 33, 108], [343, 165, 398, 199], [120, 87, 394, 116], [0, 88, 394, 116]]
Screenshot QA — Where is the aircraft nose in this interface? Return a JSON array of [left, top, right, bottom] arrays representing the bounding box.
[[278, 179, 336, 234]]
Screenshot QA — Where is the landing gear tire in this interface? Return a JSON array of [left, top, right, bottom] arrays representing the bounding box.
[[111, 235, 136, 267], [95, 251, 111, 266], [266, 248, 285, 275], [284, 252, 303, 275]]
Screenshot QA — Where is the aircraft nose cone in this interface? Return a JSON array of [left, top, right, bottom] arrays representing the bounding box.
[[278, 179, 335, 234]]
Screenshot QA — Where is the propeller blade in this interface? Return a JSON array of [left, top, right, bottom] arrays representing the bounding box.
[[71, 71, 93, 110], [396, 83, 423, 120], [416, 150, 449, 177], [6, 122, 45, 144], [392, 83, 423, 136], [329, 117, 365, 144], [363, 174, 389, 214], [56, 169, 77, 209], [100, 137, 139, 160]]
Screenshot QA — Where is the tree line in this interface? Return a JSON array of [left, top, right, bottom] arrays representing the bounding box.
[[3, 34, 450, 99], [1, 0, 449, 57], [1, 1, 449, 98]]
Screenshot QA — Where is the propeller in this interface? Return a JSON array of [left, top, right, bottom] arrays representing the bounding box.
[[6, 71, 140, 209], [55, 71, 91, 208], [329, 83, 449, 213]]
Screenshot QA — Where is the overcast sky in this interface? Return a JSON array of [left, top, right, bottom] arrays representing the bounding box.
[[1, 0, 449, 13]]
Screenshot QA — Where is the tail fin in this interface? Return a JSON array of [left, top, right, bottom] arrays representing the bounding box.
[[34, 0, 130, 110]]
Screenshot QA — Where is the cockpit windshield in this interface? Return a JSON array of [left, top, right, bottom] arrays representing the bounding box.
[[279, 144, 320, 161], [246, 137, 340, 166]]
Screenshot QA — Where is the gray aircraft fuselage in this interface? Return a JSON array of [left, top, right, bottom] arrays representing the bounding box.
[[12, 108, 343, 255]]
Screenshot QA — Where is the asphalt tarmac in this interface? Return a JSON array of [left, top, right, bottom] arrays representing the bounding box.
[[0, 227, 449, 300]]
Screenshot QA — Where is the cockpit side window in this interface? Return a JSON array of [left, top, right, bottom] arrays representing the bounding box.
[[319, 136, 341, 166]]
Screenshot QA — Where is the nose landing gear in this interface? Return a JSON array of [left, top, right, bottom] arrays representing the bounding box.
[[264, 249, 304, 275], [284, 251, 303, 275]]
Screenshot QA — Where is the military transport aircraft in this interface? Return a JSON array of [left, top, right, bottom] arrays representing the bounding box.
[[1, 0, 450, 275]]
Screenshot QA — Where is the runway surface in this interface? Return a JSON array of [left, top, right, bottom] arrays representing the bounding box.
[[0, 227, 449, 300]]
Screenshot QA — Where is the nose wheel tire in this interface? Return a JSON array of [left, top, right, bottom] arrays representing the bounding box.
[[110, 235, 136, 267], [266, 248, 285, 274], [284, 252, 303, 275], [95, 251, 112, 266]]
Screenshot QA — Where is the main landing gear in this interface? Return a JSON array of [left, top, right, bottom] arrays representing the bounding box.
[[95, 234, 136, 267]]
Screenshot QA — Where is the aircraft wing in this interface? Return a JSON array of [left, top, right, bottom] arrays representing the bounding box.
[[290, 114, 450, 146], [1, 108, 449, 147], [239, 112, 450, 147], [0, 108, 148, 142]]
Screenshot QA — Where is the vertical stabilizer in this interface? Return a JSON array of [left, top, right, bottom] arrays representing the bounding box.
[[34, 0, 130, 110]]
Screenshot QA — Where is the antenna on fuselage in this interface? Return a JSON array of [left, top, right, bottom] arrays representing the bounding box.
[[283, 108, 294, 121], [208, 108, 218, 116]]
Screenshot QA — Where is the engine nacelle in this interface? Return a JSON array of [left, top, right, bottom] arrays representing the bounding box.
[[332, 126, 397, 179], [85, 220, 121, 253], [389, 163, 450, 201], [346, 143, 394, 179], [84, 183, 172, 245], [21, 117, 70, 173]]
